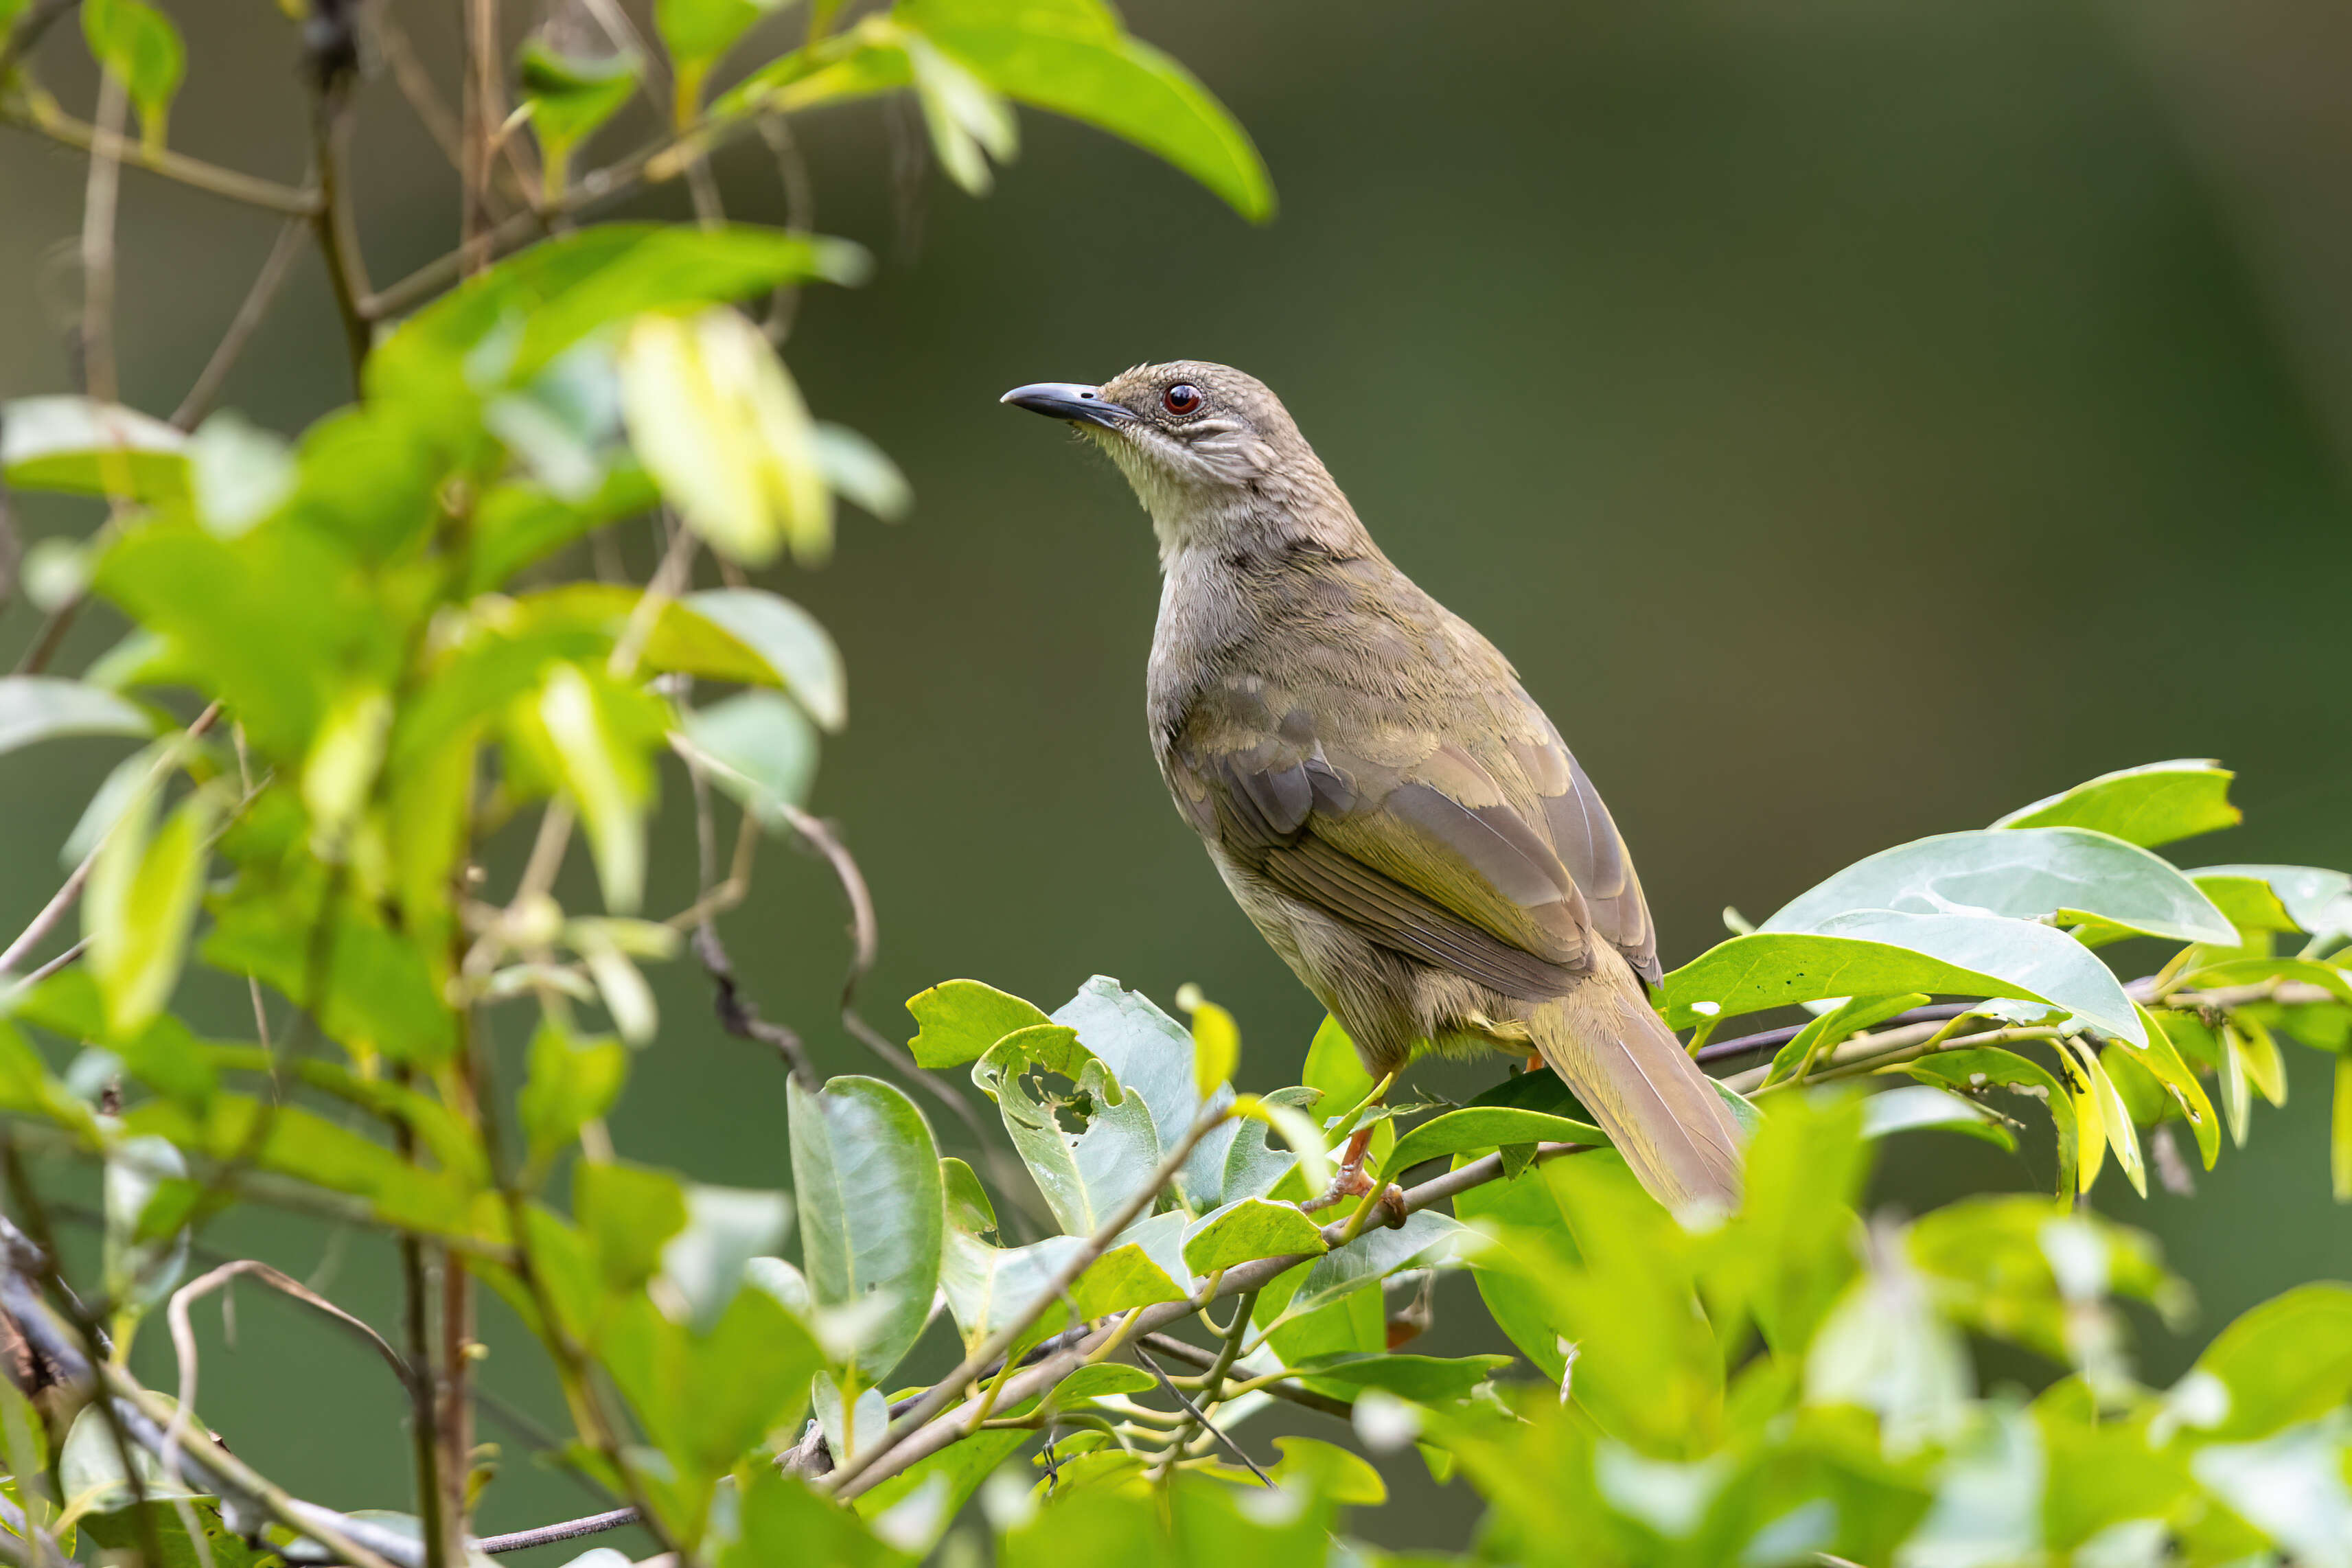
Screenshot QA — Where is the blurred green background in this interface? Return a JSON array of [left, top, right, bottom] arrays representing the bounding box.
[[7, 0, 2352, 1553]]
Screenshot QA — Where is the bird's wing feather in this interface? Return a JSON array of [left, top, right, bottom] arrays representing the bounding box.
[[1170, 689, 1656, 997]]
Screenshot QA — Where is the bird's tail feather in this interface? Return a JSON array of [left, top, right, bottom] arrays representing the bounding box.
[[1529, 958, 1744, 1223]]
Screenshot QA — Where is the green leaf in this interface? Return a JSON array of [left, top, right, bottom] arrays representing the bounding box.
[[903, 30, 1017, 195], [2193, 873, 2300, 945], [519, 1017, 627, 1175], [103, 1132, 190, 1311], [788, 1075, 943, 1383], [2127, 1003, 2220, 1170], [717, 1464, 910, 1568], [606, 1287, 823, 1488], [1911, 1197, 2176, 1373], [1991, 759, 2240, 846], [1232, 1094, 1330, 1193], [95, 516, 398, 759], [1291, 1352, 1511, 1405], [1385, 1106, 1604, 1177], [683, 587, 847, 730], [1857, 1085, 2016, 1150], [1181, 1195, 1324, 1275], [187, 410, 295, 537], [620, 308, 831, 567], [1219, 1085, 1321, 1206], [662, 1184, 793, 1333], [1072, 1209, 1192, 1317], [122, 1096, 483, 1240], [465, 467, 660, 595], [2337, 1056, 2352, 1204], [1763, 993, 1928, 1087], [1764, 826, 2235, 947], [2172, 1284, 2352, 1442], [1, 395, 187, 501], [2062, 1036, 2145, 1198], [655, 0, 782, 97], [2189, 1414, 2352, 1567], [1179, 989, 1239, 1100], [1051, 1363, 1157, 1403], [1902, 1046, 2084, 1200], [811, 424, 911, 520], [1302, 1013, 1378, 1111], [377, 222, 869, 398], [2191, 864, 2352, 944], [1484, 1155, 1721, 1455], [0, 676, 158, 757], [59, 1404, 210, 1525], [82, 0, 183, 150], [1052, 976, 1228, 1210], [1286, 1210, 1469, 1320], [938, 1225, 1077, 1354], [973, 1024, 1161, 1236], [202, 881, 457, 1065], [1661, 914, 2145, 1044], [898, 0, 1273, 222], [520, 36, 642, 177], [678, 691, 820, 827], [538, 662, 655, 912], [1702, 1089, 1869, 1359], [905, 978, 1050, 1070], [575, 1160, 690, 1293], [84, 785, 212, 1036]]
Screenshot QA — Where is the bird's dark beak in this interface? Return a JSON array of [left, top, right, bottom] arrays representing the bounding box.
[[1000, 382, 1138, 430]]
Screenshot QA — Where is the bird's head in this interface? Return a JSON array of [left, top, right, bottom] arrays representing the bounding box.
[[1001, 360, 1354, 557]]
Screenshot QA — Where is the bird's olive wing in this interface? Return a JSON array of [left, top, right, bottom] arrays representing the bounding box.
[[1512, 721, 1659, 984], [1169, 715, 1652, 1000]]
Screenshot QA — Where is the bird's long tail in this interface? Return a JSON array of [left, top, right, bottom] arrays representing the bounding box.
[[1527, 952, 1744, 1223]]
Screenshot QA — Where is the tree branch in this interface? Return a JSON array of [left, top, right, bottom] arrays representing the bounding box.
[[172, 215, 309, 429], [76, 71, 126, 408], [823, 1103, 1239, 1494], [0, 100, 321, 216], [830, 1138, 1592, 1500]]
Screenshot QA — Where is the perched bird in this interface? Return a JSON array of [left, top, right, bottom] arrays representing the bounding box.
[[1002, 362, 1743, 1221]]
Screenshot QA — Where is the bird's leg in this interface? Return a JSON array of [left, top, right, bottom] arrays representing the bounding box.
[[1304, 1123, 1406, 1225]]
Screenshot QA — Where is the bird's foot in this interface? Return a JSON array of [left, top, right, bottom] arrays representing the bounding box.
[[1301, 1162, 1407, 1226], [1302, 1124, 1383, 1214]]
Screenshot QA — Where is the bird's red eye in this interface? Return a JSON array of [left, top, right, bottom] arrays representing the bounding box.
[[1162, 383, 1203, 415]]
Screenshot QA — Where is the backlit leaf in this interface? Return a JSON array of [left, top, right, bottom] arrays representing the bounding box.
[[1991, 759, 2240, 847], [1764, 827, 2235, 947], [0, 677, 157, 757], [1663, 914, 2144, 1044], [898, 0, 1273, 222]]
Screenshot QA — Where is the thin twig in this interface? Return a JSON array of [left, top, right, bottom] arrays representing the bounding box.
[[1693, 1003, 1977, 1065], [0, 0, 78, 78], [1133, 1333, 1354, 1419], [474, 1507, 641, 1555], [461, 0, 503, 274], [305, 8, 372, 381], [172, 216, 310, 429], [776, 803, 998, 1146], [830, 1138, 1594, 1501], [371, 7, 466, 172], [78, 71, 127, 408], [0, 102, 321, 215], [1139, 1302, 1269, 1486]]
